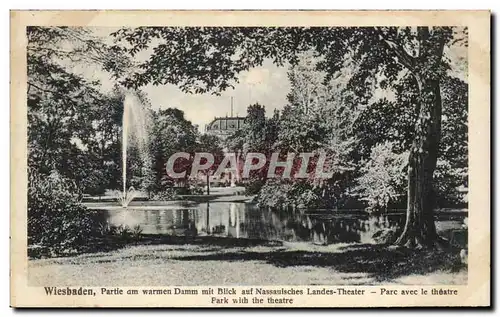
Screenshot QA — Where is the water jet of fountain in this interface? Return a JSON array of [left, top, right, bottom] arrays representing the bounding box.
[[122, 93, 130, 205], [119, 92, 150, 208]]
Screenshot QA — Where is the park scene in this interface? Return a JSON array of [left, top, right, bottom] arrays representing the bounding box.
[[27, 26, 468, 286]]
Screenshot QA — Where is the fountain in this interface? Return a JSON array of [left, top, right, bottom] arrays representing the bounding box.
[[118, 186, 137, 208], [118, 92, 150, 208]]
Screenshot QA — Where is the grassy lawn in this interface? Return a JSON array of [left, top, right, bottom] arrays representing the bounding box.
[[28, 236, 467, 286]]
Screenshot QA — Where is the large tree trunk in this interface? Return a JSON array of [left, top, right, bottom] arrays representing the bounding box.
[[392, 27, 449, 249], [394, 77, 442, 248]]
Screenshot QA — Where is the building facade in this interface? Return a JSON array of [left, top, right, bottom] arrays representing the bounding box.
[[204, 116, 246, 140]]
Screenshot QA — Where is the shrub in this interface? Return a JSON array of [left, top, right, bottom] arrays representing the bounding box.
[[256, 180, 293, 209], [105, 224, 143, 243], [151, 187, 178, 200], [256, 179, 324, 209], [28, 169, 103, 257], [174, 186, 191, 195], [244, 178, 266, 195], [189, 185, 204, 195], [434, 159, 468, 207], [354, 142, 408, 213], [131, 225, 143, 240]]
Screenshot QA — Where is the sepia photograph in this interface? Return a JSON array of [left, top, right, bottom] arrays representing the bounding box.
[[10, 10, 490, 307]]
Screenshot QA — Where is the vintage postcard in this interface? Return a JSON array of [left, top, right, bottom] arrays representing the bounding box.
[[10, 10, 490, 307]]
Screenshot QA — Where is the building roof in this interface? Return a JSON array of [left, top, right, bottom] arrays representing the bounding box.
[[205, 116, 246, 130]]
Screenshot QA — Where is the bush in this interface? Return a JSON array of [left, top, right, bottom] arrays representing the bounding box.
[[28, 169, 103, 257], [354, 142, 408, 213], [189, 185, 204, 195], [256, 180, 324, 209], [244, 178, 266, 195], [174, 186, 191, 195], [109, 224, 143, 243], [151, 187, 178, 200], [434, 159, 468, 207]]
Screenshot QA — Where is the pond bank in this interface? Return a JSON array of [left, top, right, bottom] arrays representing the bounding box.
[[83, 186, 255, 207]]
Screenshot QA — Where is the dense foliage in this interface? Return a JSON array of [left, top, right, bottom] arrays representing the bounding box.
[[28, 169, 102, 256], [27, 26, 468, 251]]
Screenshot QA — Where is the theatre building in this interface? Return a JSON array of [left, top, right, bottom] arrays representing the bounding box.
[[204, 115, 247, 140]]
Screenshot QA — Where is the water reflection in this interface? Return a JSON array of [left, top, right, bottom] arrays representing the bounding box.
[[103, 203, 464, 245]]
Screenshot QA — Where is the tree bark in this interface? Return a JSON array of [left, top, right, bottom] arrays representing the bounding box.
[[392, 27, 448, 249], [394, 77, 442, 248]]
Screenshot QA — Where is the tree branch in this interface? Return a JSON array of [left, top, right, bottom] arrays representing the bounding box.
[[377, 29, 416, 72], [28, 81, 104, 107], [28, 81, 61, 96]]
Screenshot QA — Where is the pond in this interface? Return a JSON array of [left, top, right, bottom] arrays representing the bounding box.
[[98, 202, 467, 246]]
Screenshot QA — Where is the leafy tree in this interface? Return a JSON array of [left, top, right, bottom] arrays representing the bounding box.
[[243, 103, 273, 153], [197, 133, 224, 168], [193, 133, 225, 187], [225, 103, 281, 192], [315, 27, 467, 248], [225, 129, 246, 153], [272, 52, 358, 207], [435, 76, 468, 206], [226, 103, 279, 155], [149, 108, 198, 191], [198, 134, 223, 153], [27, 27, 130, 194], [355, 142, 408, 212]]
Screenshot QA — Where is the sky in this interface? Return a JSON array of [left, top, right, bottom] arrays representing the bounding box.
[[141, 60, 291, 128]]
